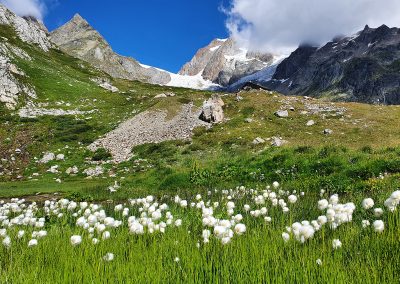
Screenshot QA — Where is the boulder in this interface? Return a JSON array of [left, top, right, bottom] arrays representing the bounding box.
[[306, 120, 315, 126], [154, 93, 167, 98], [252, 137, 265, 145], [199, 95, 224, 123], [56, 154, 65, 160], [271, 137, 288, 147], [66, 166, 79, 175], [275, 110, 289, 118], [39, 152, 55, 163], [99, 82, 119, 93], [323, 129, 333, 135]]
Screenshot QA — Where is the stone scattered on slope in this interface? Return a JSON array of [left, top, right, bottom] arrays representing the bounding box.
[[271, 137, 288, 147], [99, 82, 119, 93], [39, 152, 55, 164], [18, 103, 96, 118], [88, 104, 209, 163], [252, 137, 265, 145], [199, 95, 225, 123], [323, 129, 333, 135], [56, 154, 65, 161], [83, 166, 104, 177], [154, 92, 175, 99], [66, 166, 79, 175], [306, 120, 315, 126], [154, 93, 167, 99], [275, 110, 289, 118]]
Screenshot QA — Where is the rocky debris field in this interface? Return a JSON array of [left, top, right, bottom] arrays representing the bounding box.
[[88, 104, 210, 163]]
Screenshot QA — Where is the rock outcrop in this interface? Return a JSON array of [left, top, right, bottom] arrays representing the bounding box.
[[179, 38, 275, 86], [263, 25, 400, 104], [50, 14, 171, 85], [0, 5, 52, 51], [0, 42, 36, 109], [199, 95, 224, 123]]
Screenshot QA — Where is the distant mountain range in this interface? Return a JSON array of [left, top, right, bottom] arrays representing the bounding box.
[[1, 4, 400, 104], [49, 14, 276, 90], [247, 25, 400, 104]]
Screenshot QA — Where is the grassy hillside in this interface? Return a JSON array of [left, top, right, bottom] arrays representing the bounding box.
[[0, 22, 400, 202], [1, 19, 400, 284]]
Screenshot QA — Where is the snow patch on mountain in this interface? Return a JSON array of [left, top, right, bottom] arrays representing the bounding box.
[[228, 54, 288, 90], [167, 71, 220, 90]]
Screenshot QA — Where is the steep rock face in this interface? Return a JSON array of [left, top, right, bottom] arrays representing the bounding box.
[[264, 25, 400, 104], [0, 4, 52, 51], [50, 14, 171, 85], [0, 42, 36, 109], [179, 38, 274, 86]]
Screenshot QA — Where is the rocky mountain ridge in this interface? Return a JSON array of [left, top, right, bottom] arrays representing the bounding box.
[[50, 14, 172, 85], [261, 25, 400, 104], [0, 5, 52, 51], [179, 38, 278, 86]]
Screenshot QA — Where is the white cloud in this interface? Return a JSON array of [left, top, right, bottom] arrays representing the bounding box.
[[226, 0, 400, 53], [0, 0, 46, 21]]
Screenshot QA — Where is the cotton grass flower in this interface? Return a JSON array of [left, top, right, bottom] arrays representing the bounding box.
[[28, 239, 38, 247], [102, 231, 111, 240], [17, 230, 25, 239], [234, 223, 246, 235], [103, 253, 114, 262], [361, 220, 370, 228], [282, 232, 290, 242], [318, 199, 329, 210], [362, 198, 374, 210], [288, 195, 298, 204], [2, 236, 11, 248], [373, 220, 384, 233], [332, 239, 342, 249], [373, 208, 384, 217], [70, 235, 82, 246]]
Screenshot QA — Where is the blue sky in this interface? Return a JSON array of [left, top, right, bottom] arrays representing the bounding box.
[[43, 0, 231, 73]]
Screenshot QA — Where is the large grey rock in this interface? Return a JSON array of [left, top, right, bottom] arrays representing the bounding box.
[[271, 137, 288, 147], [275, 110, 289, 118], [199, 95, 225, 123], [50, 14, 171, 85], [306, 120, 315, 126]]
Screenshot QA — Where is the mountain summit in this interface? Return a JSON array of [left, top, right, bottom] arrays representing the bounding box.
[[50, 14, 172, 85], [179, 38, 279, 86], [261, 25, 400, 104]]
